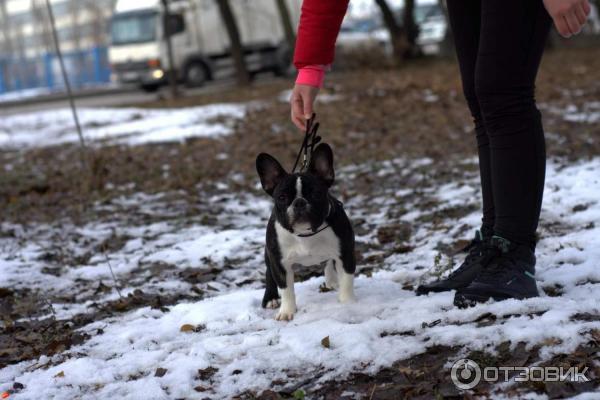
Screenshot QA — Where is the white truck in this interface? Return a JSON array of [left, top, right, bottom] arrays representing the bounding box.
[[108, 0, 301, 91]]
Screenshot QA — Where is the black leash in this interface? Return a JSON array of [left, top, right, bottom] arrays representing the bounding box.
[[290, 114, 337, 238], [291, 113, 321, 173]]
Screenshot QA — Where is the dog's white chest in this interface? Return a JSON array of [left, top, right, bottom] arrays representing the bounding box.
[[275, 221, 340, 266]]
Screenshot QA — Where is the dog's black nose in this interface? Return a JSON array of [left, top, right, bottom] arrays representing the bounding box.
[[293, 198, 307, 210]]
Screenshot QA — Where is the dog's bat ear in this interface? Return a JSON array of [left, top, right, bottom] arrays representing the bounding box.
[[256, 153, 287, 196], [308, 143, 334, 187]]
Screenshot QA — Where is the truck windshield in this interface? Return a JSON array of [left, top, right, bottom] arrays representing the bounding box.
[[111, 11, 158, 45]]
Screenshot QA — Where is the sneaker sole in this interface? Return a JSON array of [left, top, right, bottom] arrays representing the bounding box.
[[416, 285, 470, 296], [453, 292, 526, 308], [454, 293, 521, 308]]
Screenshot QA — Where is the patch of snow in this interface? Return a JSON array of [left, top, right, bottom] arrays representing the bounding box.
[[0, 87, 53, 103], [422, 89, 439, 103], [0, 104, 246, 149], [278, 89, 342, 104], [542, 101, 600, 124]]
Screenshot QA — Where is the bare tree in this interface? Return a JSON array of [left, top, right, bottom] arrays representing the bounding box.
[[0, 0, 14, 56], [374, 0, 418, 62], [374, 0, 404, 62], [31, 0, 54, 53], [1, 0, 29, 89], [402, 0, 418, 57], [215, 0, 250, 86], [67, 0, 86, 87], [436, 0, 455, 57], [77, 0, 117, 47], [275, 0, 295, 49], [68, 0, 82, 51]]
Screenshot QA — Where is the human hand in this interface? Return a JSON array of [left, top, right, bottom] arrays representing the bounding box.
[[543, 0, 591, 38], [290, 84, 320, 130]]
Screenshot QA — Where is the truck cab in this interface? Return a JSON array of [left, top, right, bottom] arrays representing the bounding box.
[[108, 0, 300, 91]]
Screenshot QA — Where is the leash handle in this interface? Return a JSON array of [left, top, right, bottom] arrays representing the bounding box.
[[292, 113, 321, 173]]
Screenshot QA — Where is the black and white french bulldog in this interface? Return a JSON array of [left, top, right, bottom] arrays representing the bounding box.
[[256, 143, 356, 321]]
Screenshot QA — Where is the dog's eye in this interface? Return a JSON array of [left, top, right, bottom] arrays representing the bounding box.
[[278, 194, 287, 202]]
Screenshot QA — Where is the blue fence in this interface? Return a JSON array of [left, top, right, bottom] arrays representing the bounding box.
[[0, 46, 111, 95]]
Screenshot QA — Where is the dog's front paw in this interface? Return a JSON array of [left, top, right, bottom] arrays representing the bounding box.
[[338, 293, 356, 304], [265, 298, 281, 309], [275, 307, 296, 321]]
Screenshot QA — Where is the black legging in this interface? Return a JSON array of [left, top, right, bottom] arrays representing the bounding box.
[[447, 0, 552, 249]]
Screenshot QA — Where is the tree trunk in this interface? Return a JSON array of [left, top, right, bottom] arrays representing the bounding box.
[[216, 0, 250, 86], [31, 0, 54, 52], [373, 0, 405, 62], [275, 0, 296, 49], [402, 0, 418, 57], [0, 0, 13, 54], [69, 0, 82, 51], [437, 0, 455, 58], [160, 0, 179, 99]]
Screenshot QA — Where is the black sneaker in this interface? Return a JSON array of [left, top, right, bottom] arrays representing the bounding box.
[[454, 236, 539, 308], [416, 231, 498, 295]]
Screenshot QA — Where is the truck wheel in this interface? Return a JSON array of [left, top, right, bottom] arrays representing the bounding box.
[[185, 62, 208, 88], [141, 83, 160, 92]]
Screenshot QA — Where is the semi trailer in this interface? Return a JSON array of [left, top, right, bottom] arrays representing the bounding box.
[[108, 0, 301, 91]]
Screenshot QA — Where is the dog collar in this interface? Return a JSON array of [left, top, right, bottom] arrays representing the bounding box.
[[294, 197, 336, 238], [295, 223, 330, 237]]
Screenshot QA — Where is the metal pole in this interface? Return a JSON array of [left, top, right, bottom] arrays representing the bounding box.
[[45, 0, 87, 157], [160, 0, 179, 99]]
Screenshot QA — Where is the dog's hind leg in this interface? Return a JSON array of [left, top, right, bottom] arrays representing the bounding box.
[[335, 257, 356, 303], [324, 260, 339, 289]]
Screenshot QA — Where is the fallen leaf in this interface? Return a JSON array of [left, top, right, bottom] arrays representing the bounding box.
[[321, 336, 330, 349], [180, 324, 205, 333], [318, 283, 333, 293], [154, 367, 167, 377], [540, 337, 563, 346], [54, 371, 65, 378], [180, 324, 195, 332]]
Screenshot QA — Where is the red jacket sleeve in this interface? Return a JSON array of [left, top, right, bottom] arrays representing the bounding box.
[[293, 0, 350, 69]]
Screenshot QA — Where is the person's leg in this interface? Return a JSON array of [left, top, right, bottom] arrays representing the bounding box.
[[416, 0, 496, 296], [475, 0, 552, 249], [453, 0, 553, 306], [446, 0, 495, 237]]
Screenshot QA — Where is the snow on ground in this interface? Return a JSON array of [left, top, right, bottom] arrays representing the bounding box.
[[1, 154, 599, 399], [0, 88, 53, 103], [543, 101, 600, 125], [0, 190, 272, 320], [0, 104, 246, 148], [278, 89, 342, 104]]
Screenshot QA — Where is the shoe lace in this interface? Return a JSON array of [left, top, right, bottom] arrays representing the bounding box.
[[479, 252, 518, 280], [477, 235, 521, 279], [448, 240, 498, 278]]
